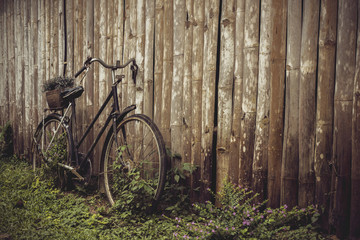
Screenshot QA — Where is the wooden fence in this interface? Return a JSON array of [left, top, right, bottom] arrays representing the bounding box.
[[0, 0, 359, 238]]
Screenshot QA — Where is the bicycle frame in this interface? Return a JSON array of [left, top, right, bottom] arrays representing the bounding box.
[[49, 58, 138, 179]]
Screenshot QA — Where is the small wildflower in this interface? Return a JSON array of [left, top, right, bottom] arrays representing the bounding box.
[[232, 227, 235, 230], [250, 218, 254, 222], [225, 227, 229, 231], [233, 212, 236, 216], [174, 232, 178, 237], [284, 204, 288, 209], [267, 209, 273, 214], [212, 229, 216, 233], [260, 215, 264, 219]]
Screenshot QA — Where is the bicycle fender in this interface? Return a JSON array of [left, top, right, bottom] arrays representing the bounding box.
[[116, 105, 136, 124]]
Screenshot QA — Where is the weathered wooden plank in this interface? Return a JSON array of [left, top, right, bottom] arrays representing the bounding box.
[[229, 0, 245, 186], [38, 0, 46, 112], [45, 0, 51, 81], [154, 0, 164, 127], [190, 0, 204, 201], [135, 0, 145, 114], [351, 35, 360, 238], [7, 1, 16, 133], [65, 0, 74, 75], [298, 0, 320, 208], [15, 0, 25, 153], [252, 0, 272, 201], [170, 0, 185, 158], [30, 0, 38, 138], [121, 0, 130, 111], [267, 0, 287, 208], [24, 0, 31, 155], [200, 0, 219, 201], [0, 1, 6, 125], [239, 0, 260, 188], [58, 0, 64, 76], [114, 0, 124, 109], [216, 0, 236, 193], [182, 0, 193, 167], [160, 0, 173, 146], [314, 0, 337, 230], [280, 0, 301, 208], [143, 0, 155, 118], [127, 0, 137, 108], [333, 0, 357, 238]]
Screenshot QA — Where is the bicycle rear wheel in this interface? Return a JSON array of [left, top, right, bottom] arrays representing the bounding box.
[[31, 114, 72, 189], [102, 114, 166, 210]]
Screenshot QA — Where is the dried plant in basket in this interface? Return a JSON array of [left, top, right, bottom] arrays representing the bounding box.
[[43, 76, 75, 109], [42, 76, 75, 92]]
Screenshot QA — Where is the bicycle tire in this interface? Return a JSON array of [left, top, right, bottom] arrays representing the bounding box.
[[30, 113, 72, 189], [102, 114, 167, 210]]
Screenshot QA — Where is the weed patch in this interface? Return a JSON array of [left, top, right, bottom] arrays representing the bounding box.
[[0, 156, 329, 239]]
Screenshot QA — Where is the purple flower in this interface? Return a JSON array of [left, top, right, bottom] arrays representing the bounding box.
[[212, 229, 216, 233], [225, 227, 229, 231], [174, 232, 178, 237], [233, 212, 236, 216], [232, 227, 236, 230], [260, 215, 264, 219], [284, 204, 288, 209], [267, 209, 273, 214]]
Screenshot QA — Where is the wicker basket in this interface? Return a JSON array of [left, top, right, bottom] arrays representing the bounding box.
[[46, 89, 67, 109]]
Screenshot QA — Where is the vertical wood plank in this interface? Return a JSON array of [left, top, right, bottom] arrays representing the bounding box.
[[24, 0, 31, 155], [143, 0, 155, 118], [30, 0, 39, 137], [154, 0, 164, 126], [239, 0, 260, 188], [190, 0, 203, 201], [267, 0, 287, 208], [298, 0, 320, 207], [38, 0, 46, 112], [350, 8, 360, 236], [281, 0, 301, 208], [333, 0, 357, 237], [216, 0, 236, 192], [0, 1, 6, 125], [8, 0, 16, 136], [160, 0, 173, 146], [201, 0, 219, 200], [121, 0, 130, 111], [315, 0, 337, 231], [136, 0, 145, 114], [182, 0, 193, 166], [171, 0, 185, 157], [252, 0, 272, 201], [65, 0, 74, 75], [229, 0, 245, 186]]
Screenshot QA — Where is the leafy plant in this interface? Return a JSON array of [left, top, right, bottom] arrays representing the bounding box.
[[0, 122, 13, 157], [168, 180, 325, 240], [40, 132, 70, 189], [42, 76, 75, 92]]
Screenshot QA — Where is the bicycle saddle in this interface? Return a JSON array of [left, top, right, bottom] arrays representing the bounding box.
[[62, 86, 84, 102]]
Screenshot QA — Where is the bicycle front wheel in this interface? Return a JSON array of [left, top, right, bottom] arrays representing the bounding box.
[[102, 114, 166, 210], [31, 114, 72, 189]]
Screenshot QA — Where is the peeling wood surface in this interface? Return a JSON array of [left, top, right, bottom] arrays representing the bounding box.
[[281, 0, 301, 209], [0, 1, 360, 237], [298, 0, 319, 208], [315, 0, 337, 232]]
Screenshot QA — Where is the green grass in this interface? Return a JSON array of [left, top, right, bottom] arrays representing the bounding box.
[[0, 156, 329, 240]]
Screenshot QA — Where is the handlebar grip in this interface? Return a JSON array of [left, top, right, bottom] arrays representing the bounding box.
[[75, 66, 87, 78]]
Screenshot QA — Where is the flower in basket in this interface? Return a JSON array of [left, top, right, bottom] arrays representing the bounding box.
[[42, 76, 75, 92]]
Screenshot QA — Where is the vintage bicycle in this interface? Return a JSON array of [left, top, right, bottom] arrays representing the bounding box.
[[31, 57, 167, 209]]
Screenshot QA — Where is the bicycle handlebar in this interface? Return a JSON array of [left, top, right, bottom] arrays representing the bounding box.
[[74, 57, 138, 83]]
